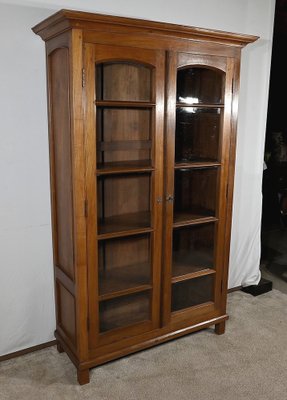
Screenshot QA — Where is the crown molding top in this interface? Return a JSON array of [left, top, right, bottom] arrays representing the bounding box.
[[32, 9, 259, 47]]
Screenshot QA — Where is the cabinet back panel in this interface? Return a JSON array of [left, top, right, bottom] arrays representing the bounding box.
[[99, 235, 150, 270], [98, 235, 151, 296], [97, 174, 151, 219], [48, 48, 74, 280], [99, 291, 151, 332], [96, 109, 151, 163], [171, 275, 214, 312], [172, 224, 215, 274], [174, 168, 218, 218], [96, 63, 152, 102]]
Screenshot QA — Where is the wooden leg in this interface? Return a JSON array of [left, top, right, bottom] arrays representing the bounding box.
[[56, 342, 64, 353], [77, 369, 90, 385], [215, 321, 226, 335]]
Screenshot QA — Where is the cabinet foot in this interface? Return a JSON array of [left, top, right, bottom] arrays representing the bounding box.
[[56, 342, 64, 353], [77, 369, 90, 385], [215, 321, 225, 335]]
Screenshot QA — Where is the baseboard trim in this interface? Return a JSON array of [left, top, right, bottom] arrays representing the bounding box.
[[228, 285, 242, 293], [0, 340, 57, 362]]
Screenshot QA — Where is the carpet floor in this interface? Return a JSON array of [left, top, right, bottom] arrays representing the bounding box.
[[1, 289, 287, 400]]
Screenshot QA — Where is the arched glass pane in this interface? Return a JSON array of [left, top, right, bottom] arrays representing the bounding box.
[[177, 67, 225, 105], [96, 62, 152, 102]]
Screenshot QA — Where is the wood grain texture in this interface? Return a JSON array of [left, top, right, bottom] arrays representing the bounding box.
[[69, 29, 89, 365], [32, 9, 258, 46], [48, 46, 74, 280], [57, 281, 76, 345], [33, 10, 258, 385], [83, 43, 98, 355]]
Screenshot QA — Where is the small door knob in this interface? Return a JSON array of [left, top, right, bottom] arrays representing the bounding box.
[[166, 195, 174, 202]]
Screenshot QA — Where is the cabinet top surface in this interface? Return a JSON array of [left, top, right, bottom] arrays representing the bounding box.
[[32, 8, 258, 47]]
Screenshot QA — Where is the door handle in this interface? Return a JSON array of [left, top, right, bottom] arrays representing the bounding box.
[[166, 195, 174, 202]]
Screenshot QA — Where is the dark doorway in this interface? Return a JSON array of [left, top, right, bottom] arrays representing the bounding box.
[[261, 0, 287, 293]]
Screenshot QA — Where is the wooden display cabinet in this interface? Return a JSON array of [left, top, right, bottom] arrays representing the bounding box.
[[32, 10, 258, 384]]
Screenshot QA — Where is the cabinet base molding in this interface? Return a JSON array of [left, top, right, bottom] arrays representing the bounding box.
[[55, 314, 228, 384]]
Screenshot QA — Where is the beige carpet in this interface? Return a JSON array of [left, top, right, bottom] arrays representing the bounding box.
[[1, 289, 287, 400]]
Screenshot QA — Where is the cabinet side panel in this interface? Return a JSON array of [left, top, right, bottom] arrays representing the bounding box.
[[56, 281, 76, 346], [48, 47, 74, 280]]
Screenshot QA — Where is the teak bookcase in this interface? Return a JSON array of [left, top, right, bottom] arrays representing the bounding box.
[[32, 10, 258, 384]]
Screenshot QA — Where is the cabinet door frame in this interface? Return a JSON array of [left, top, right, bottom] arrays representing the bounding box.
[[162, 51, 235, 326], [83, 43, 165, 348]]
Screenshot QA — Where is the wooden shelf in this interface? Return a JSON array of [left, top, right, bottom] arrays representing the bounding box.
[[99, 284, 152, 301], [172, 263, 215, 283], [95, 100, 155, 108], [176, 103, 224, 108], [175, 161, 221, 169], [99, 262, 151, 300], [173, 211, 217, 228], [97, 160, 154, 175], [98, 211, 152, 239]]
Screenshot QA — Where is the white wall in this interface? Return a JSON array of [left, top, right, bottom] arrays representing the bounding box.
[[0, 5, 56, 356], [0, 0, 275, 356]]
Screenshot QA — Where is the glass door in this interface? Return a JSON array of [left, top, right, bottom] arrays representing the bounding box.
[[163, 52, 233, 325], [84, 44, 164, 346]]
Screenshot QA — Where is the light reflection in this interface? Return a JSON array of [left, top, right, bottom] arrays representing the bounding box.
[[178, 96, 199, 104], [182, 107, 196, 113]]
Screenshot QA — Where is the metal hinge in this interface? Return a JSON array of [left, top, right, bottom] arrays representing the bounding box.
[[82, 68, 86, 88], [84, 199, 88, 218]]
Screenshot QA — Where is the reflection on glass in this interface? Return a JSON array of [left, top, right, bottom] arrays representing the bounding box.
[[174, 168, 218, 223], [99, 235, 151, 296], [177, 67, 225, 105], [171, 275, 214, 312], [172, 224, 215, 278], [96, 62, 152, 102], [99, 291, 151, 332], [175, 107, 221, 163], [97, 173, 151, 234]]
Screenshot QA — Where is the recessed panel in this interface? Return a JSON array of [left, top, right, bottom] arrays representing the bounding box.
[[175, 107, 222, 163], [57, 282, 76, 345], [49, 48, 74, 279], [174, 168, 218, 223], [177, 67, 225, 105], [99, 291, 151, 332], [171, 275, 214, 312], [99, 234, 151, 296], [96, 62, 152, 102]]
